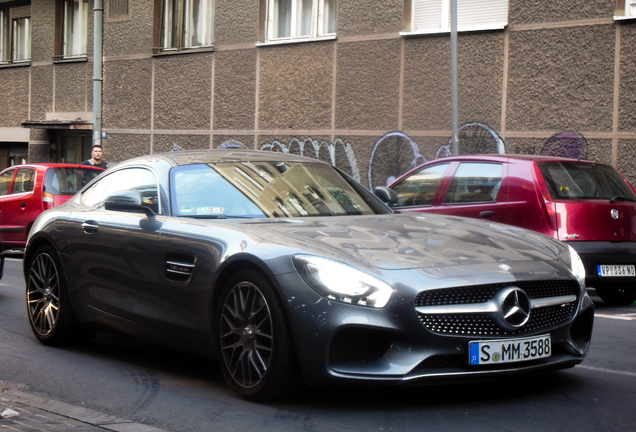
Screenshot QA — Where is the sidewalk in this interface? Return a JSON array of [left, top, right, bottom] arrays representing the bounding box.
[[0, 388, 168, 432]]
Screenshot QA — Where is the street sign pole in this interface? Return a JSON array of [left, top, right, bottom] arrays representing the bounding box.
[[450, 0, 459, 156]]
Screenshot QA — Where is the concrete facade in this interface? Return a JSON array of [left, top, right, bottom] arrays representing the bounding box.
[[0, 0, 635, 187]]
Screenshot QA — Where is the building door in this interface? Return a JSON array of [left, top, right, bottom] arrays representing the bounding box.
[[60, 133, 92, 164]]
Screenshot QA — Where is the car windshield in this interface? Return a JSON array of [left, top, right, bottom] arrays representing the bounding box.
[[538, 161, 636, 201], [169, 161, 390, 218], [43, 167, 103, 195]]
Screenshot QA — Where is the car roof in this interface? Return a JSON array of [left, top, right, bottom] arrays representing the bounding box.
[[431, 154, 606, 164], [118, 149, 331, 167], [0, 163, 104, 172]]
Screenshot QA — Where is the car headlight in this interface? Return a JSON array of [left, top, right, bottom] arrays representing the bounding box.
[[568, 245, 586, 287], [293, 255, 393, 308]]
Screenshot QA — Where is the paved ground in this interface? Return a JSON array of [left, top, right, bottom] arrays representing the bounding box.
[[0, 387, 167, 432]]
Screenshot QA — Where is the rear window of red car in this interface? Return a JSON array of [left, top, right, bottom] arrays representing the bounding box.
[[538, 161, 636, 201], [43, 167, 102, 196]]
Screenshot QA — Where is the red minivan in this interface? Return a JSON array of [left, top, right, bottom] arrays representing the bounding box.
[[0, 163, 104, 250], [375, 154, 636, 305]]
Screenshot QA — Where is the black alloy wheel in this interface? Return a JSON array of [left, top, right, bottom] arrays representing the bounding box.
[[26, 245, 95, 345], [218, 269, 299, 400]]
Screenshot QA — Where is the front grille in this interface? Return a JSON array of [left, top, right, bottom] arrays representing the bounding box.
[[415, 280, 578, 307], [415, 280, 579, 337], [329, 328, 392, 364]]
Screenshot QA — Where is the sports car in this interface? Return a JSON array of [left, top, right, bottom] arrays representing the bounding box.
[[24, 150, 594, 400]]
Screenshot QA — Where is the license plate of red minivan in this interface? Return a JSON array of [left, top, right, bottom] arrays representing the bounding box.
[[597, 265, 636, 277]]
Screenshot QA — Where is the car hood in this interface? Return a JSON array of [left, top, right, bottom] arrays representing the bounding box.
[[238, 213, 562, 270]]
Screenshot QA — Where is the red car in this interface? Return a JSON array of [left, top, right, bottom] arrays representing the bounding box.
[[0, 163, 104, 250], [375, 154, 636, 305]]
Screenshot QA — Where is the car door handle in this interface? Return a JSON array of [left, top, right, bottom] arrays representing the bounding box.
[[81, 221, 99, 234], [21, 202, 26, 208], [480, 211, 494, 219]]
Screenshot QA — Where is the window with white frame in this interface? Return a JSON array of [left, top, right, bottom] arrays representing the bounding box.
[[406, 0, 508, 34], [265, 0, 336, 43], [615, 0, 636, 19], [157, 0, 214, 51], [62, 0, 89, 59], [0, 4, 31, 65]]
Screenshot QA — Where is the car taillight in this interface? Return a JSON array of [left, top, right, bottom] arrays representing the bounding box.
[[533, 164, 558, 232], [43, 192, 54, 210]]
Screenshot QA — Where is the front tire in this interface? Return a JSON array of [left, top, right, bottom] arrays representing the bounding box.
[[26, 245, 95, 345], [595, 285, 636, 305], [217, 269, 300, 400]]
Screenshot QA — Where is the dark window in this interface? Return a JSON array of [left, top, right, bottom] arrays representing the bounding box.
[[0, 170, 14, 195], [538, 162, 636, 201], [44, 167, 102, 195], [391, 163, 450, 207], [169, 162, 388, 219], [444, 163, 503, 204], [82, 168, 159, 214], [10, 168, 35, 194]]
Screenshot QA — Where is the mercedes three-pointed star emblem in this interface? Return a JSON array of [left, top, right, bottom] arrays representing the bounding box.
[[493, 287, 531, 330]]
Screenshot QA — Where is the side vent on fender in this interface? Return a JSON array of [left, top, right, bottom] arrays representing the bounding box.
[[165, 253, 196, 282]]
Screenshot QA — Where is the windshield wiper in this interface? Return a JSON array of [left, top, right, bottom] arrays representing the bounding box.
[[180, 214, 228, 219], [180, 214, 258, 219], [609, 195, 636, 203]]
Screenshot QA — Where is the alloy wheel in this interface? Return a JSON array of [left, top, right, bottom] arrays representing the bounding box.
[[220, 281, 274, 389], [27, 253, 61, 337]]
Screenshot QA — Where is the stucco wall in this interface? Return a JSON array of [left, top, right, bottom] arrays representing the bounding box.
[[103, 59, 153, 130], [0, 68, 29, 128], [336, 39, 402, 130], [259, 43, 334, 130], [153, 53, 213, 131], [506, 25, 616, 132], [213, 49, 257, 130]]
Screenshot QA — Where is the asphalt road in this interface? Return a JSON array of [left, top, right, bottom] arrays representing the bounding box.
[[1, 256, 635, 432]]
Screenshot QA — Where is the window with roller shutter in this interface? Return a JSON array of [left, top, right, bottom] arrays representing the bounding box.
[[403, 0, 508, 35]]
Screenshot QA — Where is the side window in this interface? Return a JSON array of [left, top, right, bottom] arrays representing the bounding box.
[[391, 163, 450, 207], [81, 168, 160, 213], [0, 170, 14, 195], [10, 168, 35, 194], [444, 163, 503, 204]]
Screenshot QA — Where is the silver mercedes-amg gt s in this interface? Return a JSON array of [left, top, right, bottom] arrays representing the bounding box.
[[24, 150, 594, 400]]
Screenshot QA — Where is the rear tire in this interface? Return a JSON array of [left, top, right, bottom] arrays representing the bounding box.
[[217, 269, 300, 401], [595, 285, 636, 305], [26, 245, 96, 345]]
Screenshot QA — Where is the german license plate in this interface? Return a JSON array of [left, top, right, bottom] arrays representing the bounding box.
[[597, 264, 635, 277], [469, 335, 551, 365]]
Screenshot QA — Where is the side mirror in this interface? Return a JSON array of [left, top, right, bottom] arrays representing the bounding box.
[[104, 190, 156, 217], [374, 186, 398, 205]]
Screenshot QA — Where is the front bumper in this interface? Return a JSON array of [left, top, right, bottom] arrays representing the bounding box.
[[567, 241, 636, 290], [275, 261, 594, 387]]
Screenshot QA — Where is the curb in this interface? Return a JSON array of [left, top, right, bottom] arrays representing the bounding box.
[[1, 388, 169, 432]]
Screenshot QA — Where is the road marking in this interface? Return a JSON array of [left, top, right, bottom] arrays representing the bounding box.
[[594, 313, 636, 321], [578, 365, 636, 378]]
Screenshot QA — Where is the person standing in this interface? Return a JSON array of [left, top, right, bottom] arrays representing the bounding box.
[[81, 144, 109, 169]]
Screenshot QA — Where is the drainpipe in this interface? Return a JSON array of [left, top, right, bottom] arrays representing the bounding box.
[[450, 0, 459, 156], [92, 0, 103, 149]]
